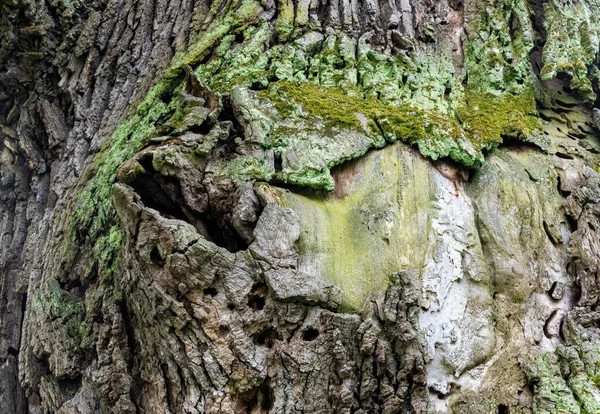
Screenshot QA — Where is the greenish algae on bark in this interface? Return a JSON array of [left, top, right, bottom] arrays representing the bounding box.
[[269, 143, 433, 311]]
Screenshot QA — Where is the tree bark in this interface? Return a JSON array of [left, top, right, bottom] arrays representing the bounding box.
[[2, 0, 600, 413]]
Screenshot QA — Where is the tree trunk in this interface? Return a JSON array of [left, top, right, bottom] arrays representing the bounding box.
[[2, 0, 600, 412]]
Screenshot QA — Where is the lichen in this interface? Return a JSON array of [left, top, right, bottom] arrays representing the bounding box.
[[541, 0, 600, 101], [274, 0, 295, 41], [91, 225, 122, 280], [173, 0, 265, 72], [463, 0, 535, 96], [62, 79, 180, 281], [57, 0, 574, 325], [185, 17, 544, 190], [196, 21, 273, 91], [525, 353, 581, 414], [525, 319, 600, 413]]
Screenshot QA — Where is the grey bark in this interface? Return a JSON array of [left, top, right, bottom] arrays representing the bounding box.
[[1, 0, 203, 411]]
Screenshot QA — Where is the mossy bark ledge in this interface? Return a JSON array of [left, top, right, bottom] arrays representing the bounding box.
[[2, 0, 600, 413]]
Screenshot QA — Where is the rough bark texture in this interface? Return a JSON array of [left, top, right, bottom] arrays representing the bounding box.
[[2, 0, 600, 413]]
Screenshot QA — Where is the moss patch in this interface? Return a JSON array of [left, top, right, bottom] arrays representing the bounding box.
[[254, 80, 542, 188], [456, 89, 543, 145], [47, 280, 88, 349]]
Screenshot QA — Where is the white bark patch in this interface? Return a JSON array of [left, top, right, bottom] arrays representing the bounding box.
[[419, 170, 495, 409]]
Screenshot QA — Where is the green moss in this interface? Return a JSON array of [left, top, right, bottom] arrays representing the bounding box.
[[456, 89, 542, 145], [259, 81, 474, 170], [62, 79, 180, 285], [183, 14, 546, 190], [259, 80, 541, 174], [260, 81, 366, 132], [91, 225, 122, 280], [47, 279, 88, 348], [56, 0, 570, 317], [60, 5, 545, 298]]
